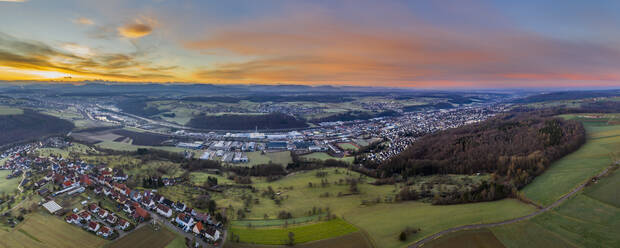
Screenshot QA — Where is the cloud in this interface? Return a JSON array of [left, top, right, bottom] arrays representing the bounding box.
[[73, 17, 94, 25], [0, 32, 175, 81], [118, 17, 157, 38], [185, 11, 620, 86]]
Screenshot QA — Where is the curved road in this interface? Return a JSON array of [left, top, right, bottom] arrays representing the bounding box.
[[409, 166, 612, 248]]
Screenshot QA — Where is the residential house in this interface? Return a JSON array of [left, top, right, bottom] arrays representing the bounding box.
[[97, 226, 113, 238], [156, 204, 172, 218], [65, 214, 79, 224], [176, 213, 195, 232], [204, 226, 221, 241], [78, 211, 91, 221], [174, 201, 186, 212], [87, 221, 100, 232], [117, 219, 130, 230], [106, 214, 118, 225], [98, 209, 109, 219], [88, 203, 99, 213]]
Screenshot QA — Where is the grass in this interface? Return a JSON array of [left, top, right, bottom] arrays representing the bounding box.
[[106, 225, 179, 248], [0, 212, 106, 248], [584, 167, 620, 207], [0, 106, 23, 115], [422, 228, 505, 248], [0, 170, 20, 194], [337, 143, 359, 151], [229, 218, 358, 245], [345, 199, 535, 248], [300, 152, 354, 164], [232, 214, 328, 227], [242, 151, 292, 167], [521, 118, 618, 206]]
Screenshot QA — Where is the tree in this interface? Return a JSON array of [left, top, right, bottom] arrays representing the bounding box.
[[399, 231, 407, 241], [287, 232, 295, 246]]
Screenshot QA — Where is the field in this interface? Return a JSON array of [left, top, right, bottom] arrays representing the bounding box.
[[585, 167, 620, 207], [345, 199, 534, 248], [224, 231, 372, 248], [0, 212, 106, 248], [300, 152, 354, 163], [229, 218, 358, 245], [202, 167, 530, 248], [337, 143, 359, 151], [0, 106, 23, 115], [243, 151, 292, 167], [422, 228, 505, 248], [106, 225, 181, 248], [521, 117, 618, 206], [0, 170, 20, 194]]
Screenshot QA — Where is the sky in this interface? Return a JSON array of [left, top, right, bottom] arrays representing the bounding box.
[[2, 0, 620, 88]]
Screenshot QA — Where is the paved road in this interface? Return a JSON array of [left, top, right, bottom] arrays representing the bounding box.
[[409, 166, 613, 248]]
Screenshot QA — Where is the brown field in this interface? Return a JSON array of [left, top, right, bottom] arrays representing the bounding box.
[[224, 231, 372, 248], [105, 225, 177, 248], [422, 228, 505, 248]]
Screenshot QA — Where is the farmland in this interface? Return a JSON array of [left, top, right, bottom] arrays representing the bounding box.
[[522, 116, 618, 206], [0, 212, 106, 248], [224, 231, 372, 248], [229, 218, 358, 245], [106, 225, 182, 248], [422, 228, 505, 248]]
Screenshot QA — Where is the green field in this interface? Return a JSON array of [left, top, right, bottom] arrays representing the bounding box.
[[242, 151, 293, 167], [522, 118, 617, 206], [229, 218, 358, 245], [0, 106, 23, 115], [345, 199, 534, 248], [300, 152, 354, 163], [95, 141, 192, 154], [106, 225, 181, 248], [0, 170, 20, 194], [0, 212, 106, 248], [585, 167, 620, 207], [224, 231, 372, 248], [232, 214, 328, 227], [337, 143, 359, 151]]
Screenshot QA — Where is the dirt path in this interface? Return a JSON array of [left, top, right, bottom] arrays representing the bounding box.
[[409, 166, 612, 248]]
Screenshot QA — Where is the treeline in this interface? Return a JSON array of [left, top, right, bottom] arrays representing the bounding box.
[[513, 90, 620, 103], [187, 112, 308, 130], [513, 101, 620, 115], [0, 109, 74, 147], [310, 110, 400, 123], [379, 112, 585, 204], [117, 99, 165, 117], [402, 102, 454, 112]]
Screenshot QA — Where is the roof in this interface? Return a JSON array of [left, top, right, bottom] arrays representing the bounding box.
[[100, 226, 111, 233], [194, 221, 203, 232], [42, 201, 62, 214], [157, 204, 170, 212], [88, 221, 98, 229], [135, 207, 149, 218]]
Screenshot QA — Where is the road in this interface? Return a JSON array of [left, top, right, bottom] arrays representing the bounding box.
[[409, 166, 613, 248]]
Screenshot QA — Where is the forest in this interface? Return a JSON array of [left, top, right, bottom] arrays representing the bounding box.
[[0, 109, 74, 147], [377, 113, 586, 204]]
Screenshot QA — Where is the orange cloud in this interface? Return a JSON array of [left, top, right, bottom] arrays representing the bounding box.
[[73, 17, 94, 25], [118, 23, 152, 38]]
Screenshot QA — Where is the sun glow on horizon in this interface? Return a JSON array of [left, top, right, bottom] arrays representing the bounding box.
[[0, 66, 72, 80]]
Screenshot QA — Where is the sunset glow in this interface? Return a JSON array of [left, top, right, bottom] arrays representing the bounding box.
[[2, 1, 620, 88]]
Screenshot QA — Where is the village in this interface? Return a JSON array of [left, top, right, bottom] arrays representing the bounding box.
[[0, 138, 225, 248]]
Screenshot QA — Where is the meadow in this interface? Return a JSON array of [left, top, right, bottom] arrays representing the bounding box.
[[0, 212, 106, 248], [229, 218, 358, 245], [0, 170, 20, 194], [521, 118, 618, 206], [422, 228, 505, 248]]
